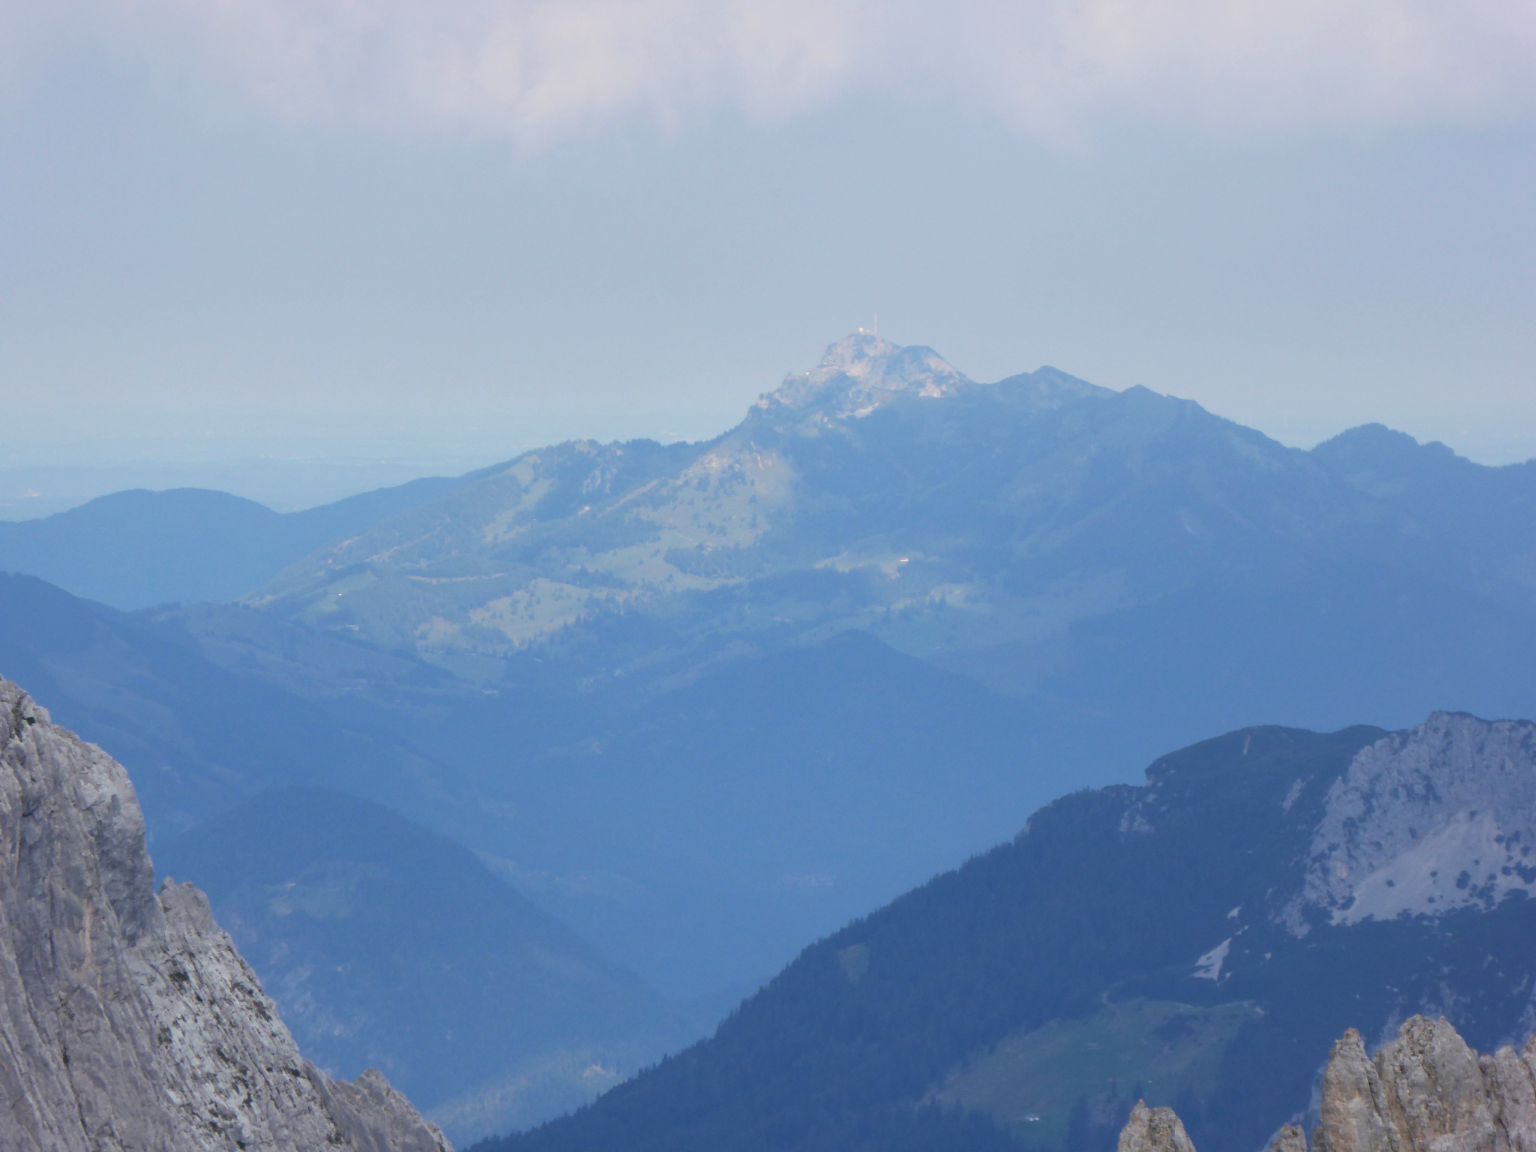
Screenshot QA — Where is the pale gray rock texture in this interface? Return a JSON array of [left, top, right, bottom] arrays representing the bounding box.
[[1312, 1017, 1536, 1152], [1119, 1016, 1536, 1152], [1292, 713, 1536, 930], [0, 677, 451, 1152], [758, 332, 971, 415], [1118, 1101, 1198, 1152]]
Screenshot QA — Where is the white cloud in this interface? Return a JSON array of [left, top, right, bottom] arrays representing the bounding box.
[[12, 0, 1536, 141]]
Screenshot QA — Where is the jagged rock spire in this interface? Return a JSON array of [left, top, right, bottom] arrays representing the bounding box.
[[1116, 1016, 1536, 1152], [1118, 1102, 1198, 1152]]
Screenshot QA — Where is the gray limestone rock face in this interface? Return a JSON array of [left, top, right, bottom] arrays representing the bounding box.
[[0, 677, 451, 1152], [1295, 713, 1536, 929], [1315, 1016, 1536, 1152], [1118, 1102, 1198, 1152], [1312, 1028, 1398, 1152], [1122, 1017, 1536, 1152]]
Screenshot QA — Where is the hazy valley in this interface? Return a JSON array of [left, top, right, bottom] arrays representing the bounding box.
[[2, 336, 1534, 1145], [7, 3, 1534, 1145]]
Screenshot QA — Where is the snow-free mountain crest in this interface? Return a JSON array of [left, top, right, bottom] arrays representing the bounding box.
[[254, 332, 1535, 700], [757, 332, 972, 416]]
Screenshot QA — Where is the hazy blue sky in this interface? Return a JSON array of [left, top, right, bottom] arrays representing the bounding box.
[[3, 2, 1534, 510]]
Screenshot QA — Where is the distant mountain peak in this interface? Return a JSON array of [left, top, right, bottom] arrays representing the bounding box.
[[1313, 422, 1459, 467], [816, 331, 906, 374], [757, 333, 971, 416], [1315, 423, 1422, 457]]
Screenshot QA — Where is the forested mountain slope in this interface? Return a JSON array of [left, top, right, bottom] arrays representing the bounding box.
[[486, 713, 1536, 1152], [257, 335, 1536, 694]]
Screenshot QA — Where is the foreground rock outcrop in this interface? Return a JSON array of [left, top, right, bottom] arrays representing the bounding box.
[[1119, 1016, 1536, 1152], [0, 677, 450, 1151], [1118, 1103, 1197, 1152]]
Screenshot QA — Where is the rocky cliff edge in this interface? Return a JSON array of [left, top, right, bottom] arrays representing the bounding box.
[[0, 677, 450, 1152], [1119, 1015, 1536, 1152]]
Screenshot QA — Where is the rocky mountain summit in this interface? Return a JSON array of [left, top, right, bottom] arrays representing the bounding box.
[[755, 332, 978, 416], [249, 333, 1536, 691], [1119, 1103, 1198, 1152], [0, 676, 450, 1152], [1119, 1016, 1536, 1152]]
